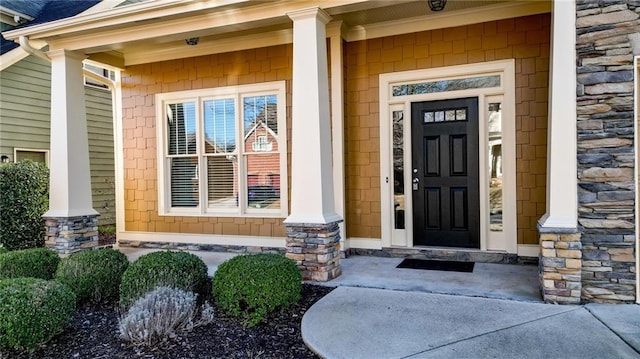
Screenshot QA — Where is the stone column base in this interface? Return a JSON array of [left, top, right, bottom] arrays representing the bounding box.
[[44, 215, 100, 255], [285, 221, 342, 282], [539, 230, 582, 304]]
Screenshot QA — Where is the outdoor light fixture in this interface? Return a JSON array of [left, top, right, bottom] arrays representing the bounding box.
[[427, 0, 447, 11], [1, 155, 9, 163], [185, 37, 199, 46]]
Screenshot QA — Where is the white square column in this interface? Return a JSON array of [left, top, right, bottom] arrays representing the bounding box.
[[285, 8, 341, 225], [538, 0, 578, 231], [538, 0, 580, 304], [284, 7, 342, 282], [44, 49, 99, 254]]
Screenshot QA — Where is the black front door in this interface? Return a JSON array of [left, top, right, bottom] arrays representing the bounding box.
[[411, 98, 480, 248]]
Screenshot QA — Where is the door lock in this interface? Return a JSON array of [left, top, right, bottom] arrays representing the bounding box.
[[412, 177, 419, 191]]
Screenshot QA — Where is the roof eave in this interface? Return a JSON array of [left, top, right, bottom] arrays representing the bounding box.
[[2, 0, 247, 41]]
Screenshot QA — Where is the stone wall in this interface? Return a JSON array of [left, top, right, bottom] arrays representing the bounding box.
[[576, 0, 638, 303]]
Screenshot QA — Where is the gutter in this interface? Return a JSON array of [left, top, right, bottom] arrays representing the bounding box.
[[18, 36, 49, 61], [18, 35, 115, 89]]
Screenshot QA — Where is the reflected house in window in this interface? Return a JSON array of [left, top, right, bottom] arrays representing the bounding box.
[[243, 102, 280, 207]]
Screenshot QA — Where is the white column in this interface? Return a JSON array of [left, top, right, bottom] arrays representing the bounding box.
[[538, 0, 577, 230], [44, 49, 98, 218], [285, 7, 341, 224], [328, 21, 346, 242]]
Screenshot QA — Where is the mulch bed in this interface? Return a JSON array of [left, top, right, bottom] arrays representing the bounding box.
[[2, 284, 333, 359]]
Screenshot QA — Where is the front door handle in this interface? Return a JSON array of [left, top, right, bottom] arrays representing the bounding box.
[[413, 178, 419, 191]]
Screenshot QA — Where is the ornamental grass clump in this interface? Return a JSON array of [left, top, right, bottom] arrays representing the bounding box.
[[0, 277, 76, 351], [55, 248, 129, 304], [212, 253, 302, 327], [0, 247, 60, 280], [0, 160, 48, 250], [118, 286, 215, 346], [119, 250, 208, 308]]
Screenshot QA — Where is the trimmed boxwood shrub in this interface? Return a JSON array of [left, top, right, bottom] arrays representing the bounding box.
[[119, 250, 208, 308], [212, 253, 302, 327], [0, 160, 49, 250], [0, 246, 7, 255], [0, 247, 60, 280], [0, 277, 76, 350], [55, 248, 129, 303]]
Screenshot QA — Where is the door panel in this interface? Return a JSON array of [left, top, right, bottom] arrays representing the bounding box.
[[412, 97, 479, 248]]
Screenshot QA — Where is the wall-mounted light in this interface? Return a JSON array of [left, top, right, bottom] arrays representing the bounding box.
[[185, 37, 199, 46], [427, 0, 447, 11], [1, 155, 10, 163]]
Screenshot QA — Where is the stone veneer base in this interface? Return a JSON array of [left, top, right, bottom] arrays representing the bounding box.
[[539, 230, 582, 304], [44, 215, 100, 255], [117, 240, 285, 254], [285, 221, 342, 282]]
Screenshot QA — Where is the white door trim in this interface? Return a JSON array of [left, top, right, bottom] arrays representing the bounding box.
[[379, 59, 517, 253]]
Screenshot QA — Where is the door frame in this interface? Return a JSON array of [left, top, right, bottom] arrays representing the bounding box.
[[379, 59, 517, 253]]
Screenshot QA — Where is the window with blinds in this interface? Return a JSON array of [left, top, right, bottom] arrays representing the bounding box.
[[156, 82, 287, 217]]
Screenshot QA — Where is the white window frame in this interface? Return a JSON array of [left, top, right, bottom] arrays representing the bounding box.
[[13, 148, 50, 166], [156, 81, 287, 218], [379, 59, 516, 253], [83, 62, 115, 90]]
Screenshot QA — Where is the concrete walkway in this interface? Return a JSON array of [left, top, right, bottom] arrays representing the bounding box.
[[118, 247, 640, 358], [302, 287, 640, 359]]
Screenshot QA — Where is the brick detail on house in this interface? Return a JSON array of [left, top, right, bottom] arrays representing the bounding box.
[[576, 0, 638, 303], [44, 215, 99, 254], [285, 221, 342, 282], [539, 231, 582, 304]]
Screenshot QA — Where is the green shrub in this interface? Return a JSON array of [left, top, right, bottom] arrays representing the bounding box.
[[0, 247, 60, 280], [119, 250, 208, 308], [212, 253, 301, 327], [0, 277, 76, 350], [55, 248, 129, 303], [0, 160, 49, 250], [0, 246, 7, 255]]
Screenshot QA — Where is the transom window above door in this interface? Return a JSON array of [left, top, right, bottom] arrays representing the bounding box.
[[156, 81, 287, 217]]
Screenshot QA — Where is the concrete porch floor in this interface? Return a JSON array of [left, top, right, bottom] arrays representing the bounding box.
[[118, 247, 540, 302], [321, 256, 541, 302]]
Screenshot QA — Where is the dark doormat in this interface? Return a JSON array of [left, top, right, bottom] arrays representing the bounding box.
[[396, 259, 475, 273]]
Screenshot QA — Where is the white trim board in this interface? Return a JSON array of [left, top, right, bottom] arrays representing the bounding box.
[[379, 59, 517, 254]]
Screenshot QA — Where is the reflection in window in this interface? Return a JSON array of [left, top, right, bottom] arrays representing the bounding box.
[[243, 95, 280, 210], [423, 109, 467, 123], [167, 102, 198, 207], [393, 110, 405, 229], [204, 98, 235, 154], [488, 102, 502, 231], [392, 75, 500, 97]]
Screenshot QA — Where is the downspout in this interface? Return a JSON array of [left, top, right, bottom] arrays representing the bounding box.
[[18, 36, 49, 62], [19, 34, 122, 236], [18, 36, 116, 91]]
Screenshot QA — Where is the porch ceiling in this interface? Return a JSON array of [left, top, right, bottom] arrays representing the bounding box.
[[2, 0, 548, 68]]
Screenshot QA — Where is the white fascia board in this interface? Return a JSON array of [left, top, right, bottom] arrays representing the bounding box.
[[345, 0, 551, 42], [3, 0, 240, 40], [2, 0, 365, 48], [0, 5, 34, 22]]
